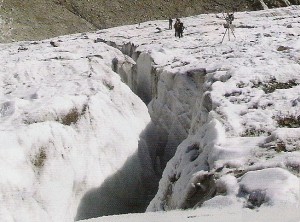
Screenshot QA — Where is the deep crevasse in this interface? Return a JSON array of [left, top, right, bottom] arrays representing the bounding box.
[[98, 5, 300, 213], [104, 39, 218, 211]]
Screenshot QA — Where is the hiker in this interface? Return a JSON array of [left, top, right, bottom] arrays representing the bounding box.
[[178, 21, 184, 38], [169, 18, 173, 29], [174, 18, 180, 37]]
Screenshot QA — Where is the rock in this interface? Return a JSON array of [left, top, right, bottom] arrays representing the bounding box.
[[50, 41, 59, 47], [263, 33, 272, 37], [94, 38, 106, 43], [155, 27, 162, 33], [202, 92, 213, 112], [277, 45, 290, 51], [18, 46, 28, 51]]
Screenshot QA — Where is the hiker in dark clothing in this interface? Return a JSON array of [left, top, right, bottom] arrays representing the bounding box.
[[169, 18, 173, 29], [178, 22, 184, 38], [174, 19, 184, 38], [174, 18, 180, 37]]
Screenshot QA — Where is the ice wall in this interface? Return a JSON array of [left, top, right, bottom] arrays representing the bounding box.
[[106, 40, 210, 212], [110, 40, 207, 174]]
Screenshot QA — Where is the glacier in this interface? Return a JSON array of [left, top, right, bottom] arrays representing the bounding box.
[[0, 4, 300, 222]]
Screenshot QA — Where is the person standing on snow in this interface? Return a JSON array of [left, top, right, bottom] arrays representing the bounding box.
[[178, 21, 184, 38], [174, 18, 180, 37], [169, 18, 173, 29]]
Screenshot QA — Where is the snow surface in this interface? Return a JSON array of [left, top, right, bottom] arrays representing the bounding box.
[[0, 35, 151, 221], [79, 206, 299, 222], [1, 4, 300, 222], [91, 5, 300, 221]]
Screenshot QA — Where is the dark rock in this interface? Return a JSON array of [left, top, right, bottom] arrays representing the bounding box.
[[18, 46, 28, 51], [247, 190, 266, 209], [94, 38, 106, 43], [277, 46, 290, 51], [50, 41, 59, 47], [202, 92, 213, 112]]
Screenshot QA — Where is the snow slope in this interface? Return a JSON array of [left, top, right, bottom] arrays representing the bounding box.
[[0, 36, 151, 221]]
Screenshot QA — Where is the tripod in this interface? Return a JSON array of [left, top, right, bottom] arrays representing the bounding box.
[[221, 13, 236, 44], [221, 23, 236, 44]]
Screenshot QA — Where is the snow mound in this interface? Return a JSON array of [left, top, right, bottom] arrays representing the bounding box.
[[239, 168, 299, 208]]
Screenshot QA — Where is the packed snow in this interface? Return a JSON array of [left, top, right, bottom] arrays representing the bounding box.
[[0, 35, 151, 221], [79, 206, 299, 222], [0, 4, 300, 222], [96, 5, 300, 221]]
